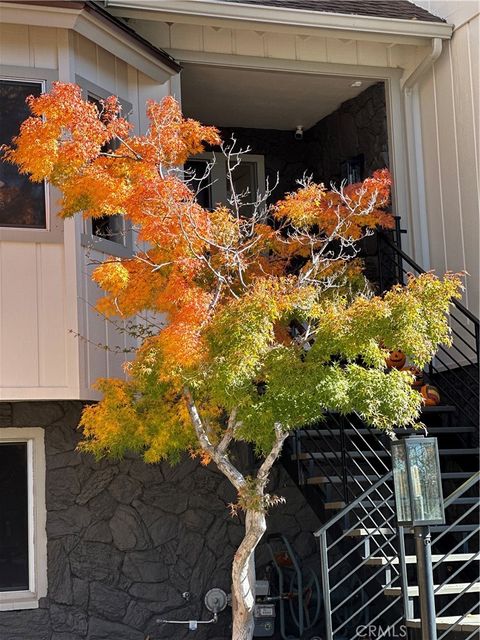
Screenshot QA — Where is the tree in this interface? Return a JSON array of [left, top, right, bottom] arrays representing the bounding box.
[[4, 82, 462, 640]]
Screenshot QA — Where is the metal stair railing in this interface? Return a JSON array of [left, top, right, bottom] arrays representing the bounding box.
[[397, 471, 480, 639], [315, 471, 407, 640], [292, 412, 392, 508], [377, 230, 480, 440], [433, 471, 479, 640]]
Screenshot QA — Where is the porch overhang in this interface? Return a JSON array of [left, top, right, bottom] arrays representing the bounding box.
[[105, 0, 453, 43]]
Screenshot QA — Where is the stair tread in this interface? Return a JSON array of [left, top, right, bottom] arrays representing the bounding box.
[[292, 448, 478, 461], [346, 528, 395, 537], [296, 425, 471, 438], [306, 471, 473, 484], [367, 553, 480, 566], [324, 496, 479, 510], [306, 475, 380, 484], [385, 582, 480, 597], [406, 615, 480, 631]]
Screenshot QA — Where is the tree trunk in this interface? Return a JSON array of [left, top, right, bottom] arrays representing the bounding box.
[[231, 510, 266, 640]]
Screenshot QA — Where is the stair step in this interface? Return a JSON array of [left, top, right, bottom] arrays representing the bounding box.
[[292, 448, 479, 461], [346, 528, 395, 537], [306, 475, 379, 485], [406, 615, 480, 631], [306, 472, 473, 485], [323, 497, 479, 510], [296, 425, 471, 439], [367, 553, 480, 566], [385, 582, 480, 597], [325, 501, 347, 510]]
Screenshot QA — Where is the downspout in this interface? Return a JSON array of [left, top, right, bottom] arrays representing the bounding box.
[[401, 37, 443, 270]]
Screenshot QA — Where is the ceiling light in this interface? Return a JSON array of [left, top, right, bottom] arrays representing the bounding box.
[[351, 81, 363, 88]]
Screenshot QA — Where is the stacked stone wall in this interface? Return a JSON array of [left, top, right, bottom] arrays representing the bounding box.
[[0, 401, 320, 640]]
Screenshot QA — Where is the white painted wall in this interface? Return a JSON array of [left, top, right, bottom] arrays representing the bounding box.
[[0, 20, 176, 400], [414, 3, 479, 316]]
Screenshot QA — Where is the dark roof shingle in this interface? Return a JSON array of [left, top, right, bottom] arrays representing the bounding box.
[[221, 0, 445, 23]]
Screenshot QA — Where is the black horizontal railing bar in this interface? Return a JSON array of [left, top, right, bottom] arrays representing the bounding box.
[[295, 427, 347, 497], [428, 361, 479, 413], [316, 472, 393, 533], [439, 330, 478, 366], [432, 504, 479, 551], [449, 310, 477, 335], [446, 320, 477, 348], [379, 232, 480, 329], [346, 429, 391, 470], [444, 471, 480, 507], [432, 341, 478, 375], [350, 452, 390, 484], [434, 342, 479, 379], [438, 601, 480, 640]]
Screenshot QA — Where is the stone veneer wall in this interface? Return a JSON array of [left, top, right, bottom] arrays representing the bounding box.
[[0, 402, 320, 640], [307, 82, 389, 184], [221, 81, 388, 203]]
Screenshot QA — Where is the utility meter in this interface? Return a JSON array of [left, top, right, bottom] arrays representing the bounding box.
[[253, 603, 275, 637]]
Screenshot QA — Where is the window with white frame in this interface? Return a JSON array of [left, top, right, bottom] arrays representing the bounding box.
[[185, 153, 265, 216], [79, 78, 133, 257], [0, 428, 47, 611], [0, 78, 47, 229]]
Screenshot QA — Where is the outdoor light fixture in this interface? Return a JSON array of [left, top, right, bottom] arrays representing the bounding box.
[[295, 125, 304, 141], [391, 436, 445, 526], [351, 80, 363, 87], [391, 435, 445, 640]]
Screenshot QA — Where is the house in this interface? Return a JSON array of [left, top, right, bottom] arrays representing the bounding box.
[[0, 1, 478, 639]]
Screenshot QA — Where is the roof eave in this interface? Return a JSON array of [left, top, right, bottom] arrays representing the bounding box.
[[105, 0, 454, 40]]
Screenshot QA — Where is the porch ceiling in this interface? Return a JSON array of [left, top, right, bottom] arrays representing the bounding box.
[[180, 63, 378, 131]]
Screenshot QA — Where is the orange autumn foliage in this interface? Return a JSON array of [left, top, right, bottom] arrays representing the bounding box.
[[1, 82, 398, 383]]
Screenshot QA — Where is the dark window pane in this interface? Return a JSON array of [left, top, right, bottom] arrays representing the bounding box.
[[227, 161, 258, 217], [88, 95, 125, 245], [0, 80, 46, 228], [185, 160, 212, 210], [92, 215, 125, 245], [0, 443, 29, 592]]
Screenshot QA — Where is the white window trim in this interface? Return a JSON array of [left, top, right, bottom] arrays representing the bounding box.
[[0, 428, 47, 611], [0, 66, 62, 243], [76, 75, 134, 258], [188, 151, 266, 210]]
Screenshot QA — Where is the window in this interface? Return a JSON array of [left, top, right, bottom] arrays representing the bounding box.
[[0, 428, 47, 611], [87, 94, 127, 247], [0, 79, 46, 229], [185, 153, 265, 214], [78, 79, 133, 257]]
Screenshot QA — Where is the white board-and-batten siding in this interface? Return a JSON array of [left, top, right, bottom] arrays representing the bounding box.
[[417, 6, 479, 318], [0, 22, 176, 400]]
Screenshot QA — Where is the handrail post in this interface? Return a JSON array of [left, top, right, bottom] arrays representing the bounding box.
[[377, 231, 385, 293], [340, 416, 349, 504], [319, 530, 333, 640], [397, 525, 413, 621]]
